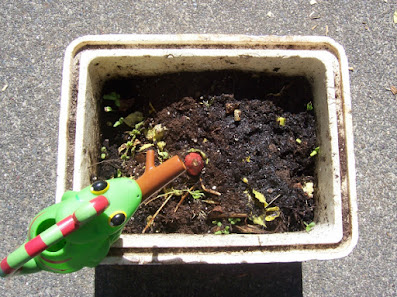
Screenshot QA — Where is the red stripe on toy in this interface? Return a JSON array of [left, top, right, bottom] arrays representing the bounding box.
[[36, 258, 69, 272], [0, 257, 14, 275], [40, 255, 72, 264], [72, 212, 78, 224], [57, 215, 78, 237], [90, 195, 109, 214], [24, 235, 47, 257]]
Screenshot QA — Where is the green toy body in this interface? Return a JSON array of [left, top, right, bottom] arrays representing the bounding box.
[[1, 178, 142, 276], [1, 151, 187, 277]]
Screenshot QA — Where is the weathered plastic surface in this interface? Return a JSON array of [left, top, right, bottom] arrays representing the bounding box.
[[57, 35, 357, 264]]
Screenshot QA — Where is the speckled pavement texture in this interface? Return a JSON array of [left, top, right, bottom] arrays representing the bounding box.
[[0, 1, 396, 296]]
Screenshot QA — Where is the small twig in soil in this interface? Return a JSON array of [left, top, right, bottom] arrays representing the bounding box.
[[143, 189, 176, 205], [234, 224, 266, 234], [89, 159, 122, 167], [174, 185, 196, 213], [202, 200, 220, 205], [200, 178, 221, 196], [266, 85, 287, 97], [208, 213, 248, 220], [266, 194, 282, 207], [149, 102, 157, 114], [142, 194, 173, 234], [143, 193, 165, 206], [212, 127, 221, 132]]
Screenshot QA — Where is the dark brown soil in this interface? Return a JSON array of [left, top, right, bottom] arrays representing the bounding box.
[[97, 71, 316, 234]]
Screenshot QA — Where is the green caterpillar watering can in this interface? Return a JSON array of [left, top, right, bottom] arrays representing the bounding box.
[[0, 150, 186, 277]]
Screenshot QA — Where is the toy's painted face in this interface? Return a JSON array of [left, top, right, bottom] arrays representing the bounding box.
[[108, 211, 127, 227], [90, 180, 129, 228], [90, 180, 110, 195], [62, 178, 142, 244]]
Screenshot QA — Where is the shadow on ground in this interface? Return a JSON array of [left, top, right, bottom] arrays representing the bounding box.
[[95, 263, 302, 297]]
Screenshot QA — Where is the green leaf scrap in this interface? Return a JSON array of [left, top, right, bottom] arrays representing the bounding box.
[[113, 117, 124, 127], [277, 117, 286, 126], [157, 141, 166, 151], [103, 92, 121, 107], [310, 146, 320, 157], [246, 188, 281, 228], [145, 124, 167, 142], [137, 143, 154, 152], [189, 190, 205, 200], [214, 226, 230, 235], [123, 111, 144, 128], [252, 189, 269, 207], [228, 218, 241, 225], [304, 222, 316, 232], [265, 206, 281, 221], [158, 151, 170, 160], [251, 215, 267, 227]]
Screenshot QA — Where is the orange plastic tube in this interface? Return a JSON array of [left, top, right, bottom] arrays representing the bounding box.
[[136, 150, 186, 200]]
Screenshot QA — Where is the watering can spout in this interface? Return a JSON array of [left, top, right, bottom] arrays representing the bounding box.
[[136, 150, 186, 200]]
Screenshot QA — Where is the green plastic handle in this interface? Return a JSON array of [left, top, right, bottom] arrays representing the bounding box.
[[0, 196, 109, 277]]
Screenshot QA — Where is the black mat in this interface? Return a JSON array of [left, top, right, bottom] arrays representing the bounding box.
[[95, 263, 302, 297]]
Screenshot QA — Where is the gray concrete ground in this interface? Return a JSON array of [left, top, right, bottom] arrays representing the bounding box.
[[0, 1, 396, 296]]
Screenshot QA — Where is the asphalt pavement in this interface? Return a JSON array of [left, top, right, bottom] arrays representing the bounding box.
[[0, 1, 396, 296]]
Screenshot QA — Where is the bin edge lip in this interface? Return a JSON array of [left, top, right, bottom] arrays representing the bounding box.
[[64, 34, 346, 58]]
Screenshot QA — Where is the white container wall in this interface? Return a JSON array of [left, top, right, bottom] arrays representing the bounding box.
[[57, 35, 357, 264]]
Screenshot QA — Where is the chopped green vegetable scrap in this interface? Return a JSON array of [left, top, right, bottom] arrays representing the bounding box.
[[310, 146, 320, 157], [228, 218, 241, 225], [103, 92, 121, 107], [137, 143, 154, 152], [214, 226, 230, 235], [277, 117, 286, 126], [244, 188, 281, 227], [251, 189, 268, 207], [100, 146, 107, 160], [157, 141, 166, 151], [145, 124, 167, 142], [113, 117, 124, 127], [304, 222, 316, 232], [123, 111, 144, 128]]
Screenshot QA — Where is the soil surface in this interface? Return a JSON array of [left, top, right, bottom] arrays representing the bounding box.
[[97, 71, 316, 234]]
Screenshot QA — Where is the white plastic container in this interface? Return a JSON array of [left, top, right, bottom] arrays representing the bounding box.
[[57, 35, 357, 264]]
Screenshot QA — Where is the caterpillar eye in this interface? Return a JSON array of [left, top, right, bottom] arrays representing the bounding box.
[[109, 211, 127, 227], [90, 180, 109, 195]]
